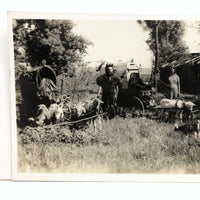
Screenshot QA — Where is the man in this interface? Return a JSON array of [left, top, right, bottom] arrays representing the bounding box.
[[168, 67, 180, 99], [96, 63, 120, 118]]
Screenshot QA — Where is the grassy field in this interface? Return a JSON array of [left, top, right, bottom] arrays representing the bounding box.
[[18, 116, 200, 174], [16, 65, 200, 174]]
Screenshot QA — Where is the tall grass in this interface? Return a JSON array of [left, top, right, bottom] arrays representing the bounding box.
[[18, 117, 200, 174]]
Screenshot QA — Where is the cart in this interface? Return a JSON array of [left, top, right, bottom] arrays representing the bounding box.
[[117, 62, 153, 116]]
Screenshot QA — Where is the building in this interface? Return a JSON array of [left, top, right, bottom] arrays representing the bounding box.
[[159, 53, 200, 95]]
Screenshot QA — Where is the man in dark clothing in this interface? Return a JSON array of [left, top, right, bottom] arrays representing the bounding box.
[[96, 63, 120, 118]]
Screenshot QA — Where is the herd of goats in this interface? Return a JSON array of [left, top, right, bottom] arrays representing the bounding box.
[[26, 91, 200, 138], [28, 95, 104, 127]]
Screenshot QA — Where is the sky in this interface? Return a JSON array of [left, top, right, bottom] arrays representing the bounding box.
[[72, 20, 200, 68], [184, 21, 200, 52], [73, 20, 152, 67]]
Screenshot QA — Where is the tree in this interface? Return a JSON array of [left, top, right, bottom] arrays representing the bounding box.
[[137, 20, 189, 68], [13, 19, 93, 76]]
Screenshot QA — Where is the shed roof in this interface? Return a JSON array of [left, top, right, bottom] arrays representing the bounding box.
[[161, 53, 200, 69]]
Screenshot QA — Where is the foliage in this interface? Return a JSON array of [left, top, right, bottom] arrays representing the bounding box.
[[13, 19, 93, 76], [56, 66, 99, 103], [137, 20, 189, 68]]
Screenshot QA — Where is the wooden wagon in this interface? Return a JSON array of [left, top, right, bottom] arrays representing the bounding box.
[[117, 62, 153, 116]]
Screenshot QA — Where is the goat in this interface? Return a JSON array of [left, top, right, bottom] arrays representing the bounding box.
[[34, 104, 50, 126], [76, 102, 87, 117], [174, 119, 200, 137], [49, 103, 64, 123], [183, 101, 196, 121], [69, 98, 104, 131], [156, 98, 196, 123], [73, 98, 104, 118], [159, 98, 184, 109], [84, 98, 104, 114], [29, 103, 64, 126], [83, 98, 103, 131]]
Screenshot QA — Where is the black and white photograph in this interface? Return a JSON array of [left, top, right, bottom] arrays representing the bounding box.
[[8, 13, 200, 180]]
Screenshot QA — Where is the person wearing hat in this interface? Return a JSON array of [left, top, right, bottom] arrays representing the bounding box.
[[96, 63, 120, 118], [169, 67, 180, 99]]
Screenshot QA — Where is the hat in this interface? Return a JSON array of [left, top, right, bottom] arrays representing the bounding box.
[[105, 62, 114, 68], [105, 63, 114, 73]]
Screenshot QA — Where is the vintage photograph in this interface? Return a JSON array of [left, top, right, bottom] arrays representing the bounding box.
[[10, 14, 200, 178]]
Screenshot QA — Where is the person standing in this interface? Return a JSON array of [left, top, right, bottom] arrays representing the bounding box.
[[96, 63, 120, 118], [168, 67, 180, 99]]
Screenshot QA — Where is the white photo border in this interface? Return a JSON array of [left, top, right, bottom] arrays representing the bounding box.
[[9, 11, 200, 181]]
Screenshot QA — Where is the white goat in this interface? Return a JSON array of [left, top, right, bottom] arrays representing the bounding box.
[[35, 104, 50, 126], [49, 103, 64, 122], [159, 98, 184, 109], [157, 98, 196, 123], [76, 102, 87, 117]]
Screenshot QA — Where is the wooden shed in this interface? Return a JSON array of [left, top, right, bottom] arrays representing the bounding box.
[[159, 54, 200, 95]]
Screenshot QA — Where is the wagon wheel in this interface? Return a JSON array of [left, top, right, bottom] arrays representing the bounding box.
[[131, 96, 145, 116]]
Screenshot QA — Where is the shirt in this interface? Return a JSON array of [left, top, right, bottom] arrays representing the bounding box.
[[96, 74, 120, 94]]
